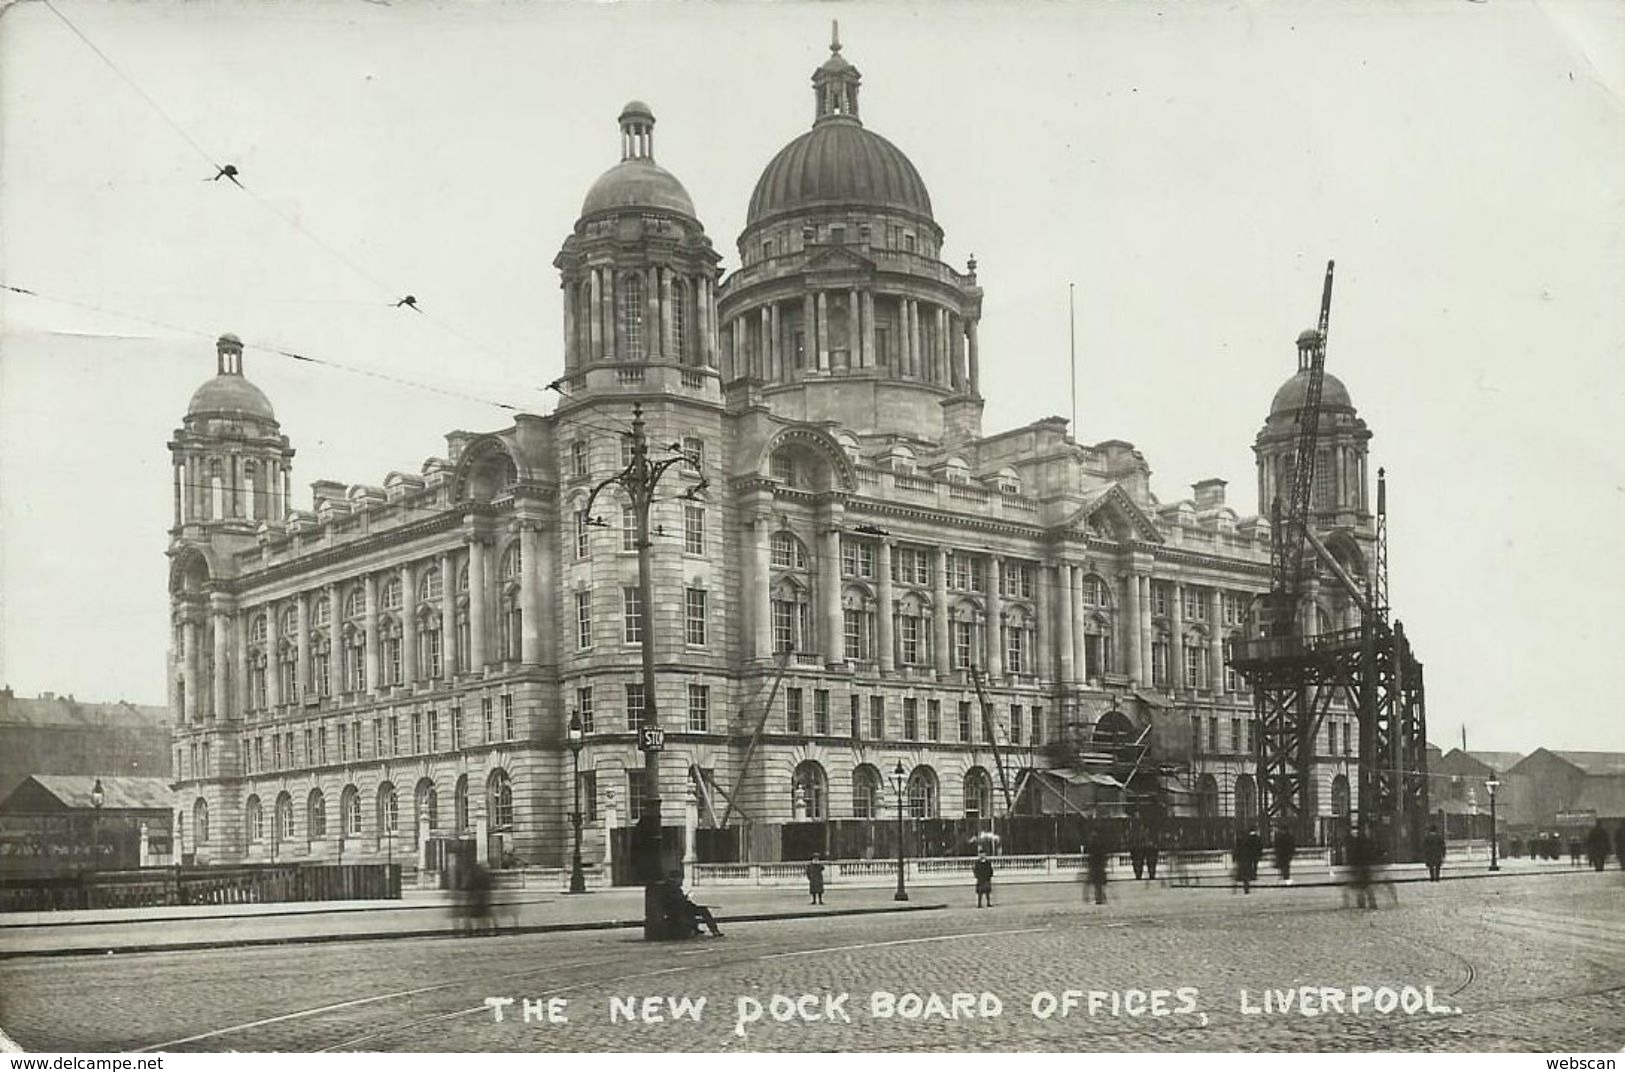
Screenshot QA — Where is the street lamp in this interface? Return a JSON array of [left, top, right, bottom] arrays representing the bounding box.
[[567, 708, 587, 894], [580, 403, 702, 939], [1485, 773, 1501, 872], [88, 779, 105, 909], [892, 762, 909, 902]]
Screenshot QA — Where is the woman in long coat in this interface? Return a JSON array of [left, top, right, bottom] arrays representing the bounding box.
[[805, 852, 826, 905]]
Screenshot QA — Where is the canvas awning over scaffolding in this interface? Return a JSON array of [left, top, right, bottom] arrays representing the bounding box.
[[1012, 767, 1125, 815]]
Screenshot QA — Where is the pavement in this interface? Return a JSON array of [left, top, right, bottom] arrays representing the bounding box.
[[1, 870, 1621, 1052]]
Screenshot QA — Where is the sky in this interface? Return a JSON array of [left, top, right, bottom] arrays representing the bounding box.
[[1, 0, 1622, 754]]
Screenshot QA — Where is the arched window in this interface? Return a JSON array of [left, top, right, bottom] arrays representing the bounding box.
[[249, 614, 268, 644], [245, 794, 264, 842], [488, 769, 514, 829], [418, 611, 444, 678], [279, 606, 298, 637], [944, 457, 971, 485], [621, 273, 646, 360], [1331, 774, 1351, 817], [672, 280, 689, 363], [1234, 774, 1257, 825], [454, 774, 470, 833], [274, 791, 295, 842], [193, 798, 210, 844], [419, 565, 443, 603], [852, 764, 881, 819], [377, 782, 399, 841], [791, 761, 827, 821], [341, 785, 361, 837], [499, 591, 522, 661], [1083, 614, 1113, 679], [313, 595, 331, 628], [963, 767, 993, 820], [771, 531, 808, 570], [345, 585, 367, 619], [995, 467, 1022, 495], [382, 576, 403, 611], [906, 766, 939, 819], [415, 778, 439, 837], [501, 542, 522, 580], [1196, 774, 1220, 819], [307, 788, 327, 839]]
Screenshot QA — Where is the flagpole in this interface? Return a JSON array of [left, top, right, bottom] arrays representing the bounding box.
[[1069, 283, 1078, 437]]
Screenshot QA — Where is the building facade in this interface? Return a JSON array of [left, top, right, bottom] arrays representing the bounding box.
[[167, 35, 1383, 867]]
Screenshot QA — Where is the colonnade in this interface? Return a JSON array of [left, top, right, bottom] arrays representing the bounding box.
[[568, 265, 719, 369], [175, 452, 290, 526]]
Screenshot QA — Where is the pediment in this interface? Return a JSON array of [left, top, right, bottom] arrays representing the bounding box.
[[1065, 483, 1164, 543], [802, 247, 876, 276]]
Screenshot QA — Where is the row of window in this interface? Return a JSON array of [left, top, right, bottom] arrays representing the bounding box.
[[570, 587, 710, 649], [568, 435, 706, 480], [238, 697, 517, 775], [1187, 715, 1356, 757], [573, 502, 708, 559], [214, 770, 516, 848]]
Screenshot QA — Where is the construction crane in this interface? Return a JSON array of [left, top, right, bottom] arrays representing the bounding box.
[[1229, 261, 1429, 860]]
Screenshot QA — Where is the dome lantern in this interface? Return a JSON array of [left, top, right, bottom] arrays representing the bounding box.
[[813, 20, 861, 124], [619, 100, 656, 162]]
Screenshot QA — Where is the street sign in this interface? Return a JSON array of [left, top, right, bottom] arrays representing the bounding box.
[[638, 726, 665, 753]]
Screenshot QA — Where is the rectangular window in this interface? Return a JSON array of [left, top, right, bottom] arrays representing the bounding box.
[[411, 713, 423, 754], [688, 684, 709, 732], [841, 538, 875, 579], [959, 701, 973, 742], [900, 616, 921, 665], [371, 718, 382, 760], [1007, 627, 1026, 675], [1184, 589, 1204, 621], [1031, 705, 1044, 746], [481, 698, 493, 744], [685, 588, 707, 647], [850, 694, 863, 738], [786, 688, 804, 734], [425, 630, 443, 679], [953, 621, 973, 670], [450, 707, 462, 750], [571, 439, 588, 478], [626, 684, 645, 732], [317, 726, 327, 765], [1152, 582, 1170, 617], [772, 600, 796, 654], [427, 710, 440, 752], [575, 510, 591, 559], [683, 505, 705, 555], [814, 689, 830, 735], [1192, 715, 1202, 754], [927, 699, 941, 742], [681, 435, 705, 470], [1184, 646, 1205, 689], [622, 504, 638, 553], [577, 686, 594, 733], [622, 586, 644, 643], [1011, 704, 1023, 745], [621, 434, 635, 468], [843, 609, 862, 661], [902, 697, 918, 740], [575, 590, 592, 649], [338, 722, 350, 762], [390, 716, 402, 757], [502, 695, 514, 741], [1342, 721, 1352, 755], [627, 769, 643, 822], [1207, 716, 1219, 754], [1152, 640, 1170, 687], [272, 735, 283, 769], [579, 771, 598, 821], [869, 695, 885, 740], [1248, 718, 1259, 755], [1228, 717, 1241, 756]]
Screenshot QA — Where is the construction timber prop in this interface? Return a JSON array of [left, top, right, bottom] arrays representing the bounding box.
[[1227, 261, 1430, 860]]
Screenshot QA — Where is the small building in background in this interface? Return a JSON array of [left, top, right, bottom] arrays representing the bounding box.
[[0, 688, 171, 802], [0, 775, 175, 877], [1506, 749, 1625, 837]]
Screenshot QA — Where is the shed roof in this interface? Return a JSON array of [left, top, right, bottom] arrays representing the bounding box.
[[0, 774, 173, 812]]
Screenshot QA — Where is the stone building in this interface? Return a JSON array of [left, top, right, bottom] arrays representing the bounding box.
[[0, 688, 170, 802], [167, 34, 1383, 867]]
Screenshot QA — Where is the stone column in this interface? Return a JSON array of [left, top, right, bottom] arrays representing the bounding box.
[[876, 541, 895, 673], [682, 783, 698, 882], [967, 318, 981, 396], [1122, 574, 1141, 686], [1210, 589, 1227, 693], [753, 501, 773, 661], [296, 593, 310, 702], [760, 306, 773, 380], [266, 612, 282, 710], [949, 313, 964, 389], [537, 526, 558, 669], [1138, 576, 1154, 686], [401, 563, 419, 683], [802, 294, 816, 375], [904, 300, 917, 376], [181, 613, 199, 721], [816, 291, 830, 371], [932, 547, 950, 676], [589, 269, 603, 360], [235, 607, 250, 717], [563, 280, 577, 369], [1055, 564, 1075, 684], [1170, 582, 1185, 690], [937, 307, 948, 383], [821, 509, 844, 666], [653, 266, 668, 360], [847, 288, 859, 369], [770, 303, 782, 380], [439, 552, 456, 674], [173, 464, 184, 525], [1036, 562, 1053, 680], [863, 291, 877, 369], [475, 805, 489, 865], [1071, 566, 1087, 680], [469, 540, 488, 671], [363, 574, 380, 692], [605, 271, 618, 359], [519, 524, 542, 664], [985, 555, 1004, 678]]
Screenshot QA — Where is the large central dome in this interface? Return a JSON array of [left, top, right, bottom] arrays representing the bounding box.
[[745, 33, 935, 230], [748, 121, 933, 227]]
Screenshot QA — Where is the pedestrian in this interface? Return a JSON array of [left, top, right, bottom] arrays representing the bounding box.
[[1585, 822, 1610, 872], [660, 870, 723, 938], [973, 848, 994, 908], [1128, 826, 1146, 881], [1422, 825, 1446, 882], [1084, 839, 1110, 906], [1144, 831, 1161, 882], [460, 860, 494, 936], [1568, 837, 1582, 868], [1614, 823, 1625, 871], [1235, 828, 1262, 894], [1272, 826, 1297, 884], [1346, 829, 1377, 910], [805, 852, 826, 905]]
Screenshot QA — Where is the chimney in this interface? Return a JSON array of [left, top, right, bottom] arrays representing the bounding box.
[[41, 691, 55, 700], [1193, 478, 1227, 510]]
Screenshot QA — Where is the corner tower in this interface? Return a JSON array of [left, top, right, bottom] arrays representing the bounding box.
[[718, 26, 985, 442], [553, 102, 723, 399]]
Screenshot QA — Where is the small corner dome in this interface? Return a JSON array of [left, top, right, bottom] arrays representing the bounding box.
[[187, 333, 275, 421], [1269, 368, 1352, 417], [578, 102, 698, 222]]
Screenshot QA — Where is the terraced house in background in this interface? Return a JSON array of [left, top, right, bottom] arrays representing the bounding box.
[[166, 32, 1383, 869]]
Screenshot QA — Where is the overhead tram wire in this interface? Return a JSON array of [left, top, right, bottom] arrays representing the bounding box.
[[39, 0, 531, 393], [2, 280, 641, 443]]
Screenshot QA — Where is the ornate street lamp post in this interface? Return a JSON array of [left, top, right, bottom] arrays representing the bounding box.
[[88, 779, 105, 908], [892, 762, 908, 903], [568, 708, 587, 894], [1485, 773, 1501, 872]]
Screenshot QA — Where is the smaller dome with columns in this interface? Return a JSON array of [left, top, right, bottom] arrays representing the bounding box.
[[579, 102, 698, 221], [188, 334, 276, 423]]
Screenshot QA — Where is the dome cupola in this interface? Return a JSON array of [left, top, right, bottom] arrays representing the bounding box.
[[578, 101, 697, 221], [187, 334, 276, 423]]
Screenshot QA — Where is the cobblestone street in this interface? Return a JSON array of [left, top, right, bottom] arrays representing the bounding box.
[[1, 871, 1620, 1052]]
